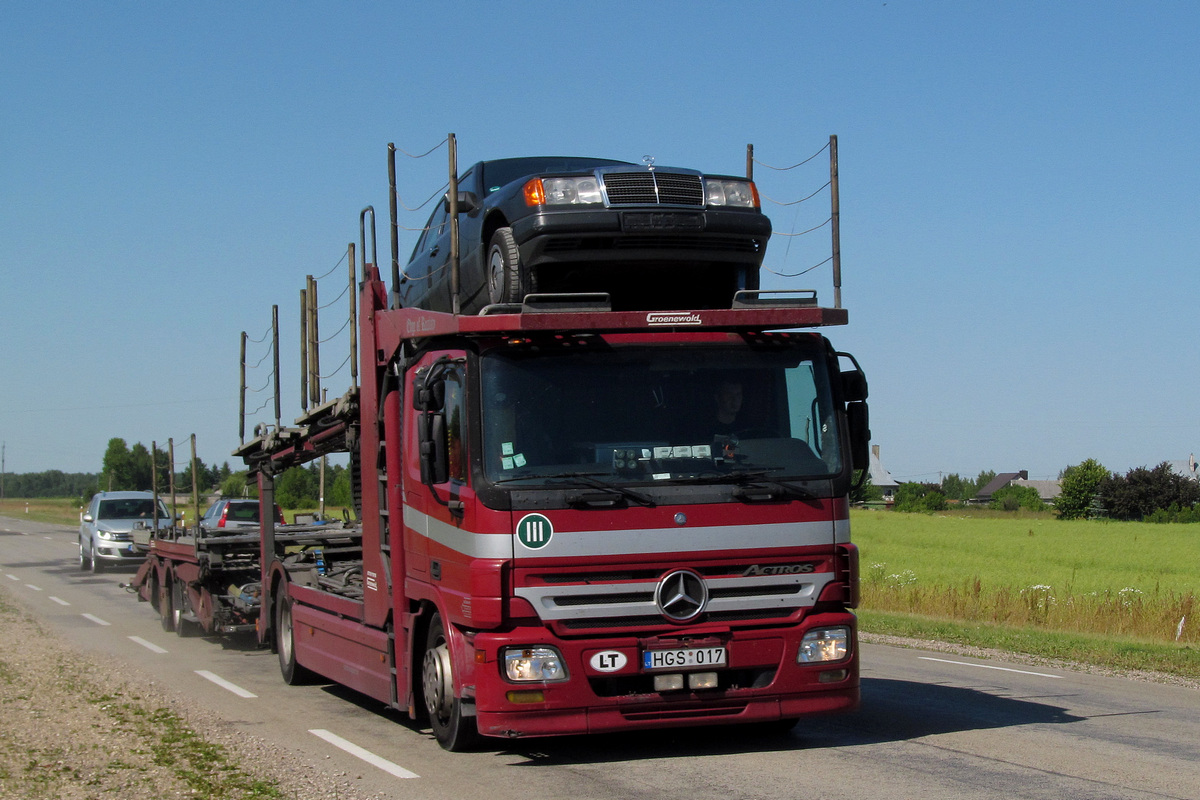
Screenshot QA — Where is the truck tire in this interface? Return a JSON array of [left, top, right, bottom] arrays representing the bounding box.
[[486, 227, 534, 305], [148, 570, 161, 614], [172, 578, 197, 637], [160, 574, 175, 633], [275, 593, 317, 685], [421, 612, 480, 751]]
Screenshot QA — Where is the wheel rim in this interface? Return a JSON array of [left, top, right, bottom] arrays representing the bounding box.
[[422, 639, 453, 720], [487, 245, 505, 304], [172, 582, 183, 630], [279, 601, 294, 664]]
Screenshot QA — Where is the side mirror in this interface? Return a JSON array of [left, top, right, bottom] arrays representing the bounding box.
[[82, 513, 94, 523], [413, 375, 446, 411], [455, 191, 479, 213], [419, 411, 449, 485], [846, 401, 870, 472], [841, 369, 868, 403]]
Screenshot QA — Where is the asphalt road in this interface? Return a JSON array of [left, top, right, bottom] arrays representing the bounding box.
[[3, 513, 1198, 800]]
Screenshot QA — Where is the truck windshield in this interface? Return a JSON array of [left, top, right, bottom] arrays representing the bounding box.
[[480, 340, 842, 486]]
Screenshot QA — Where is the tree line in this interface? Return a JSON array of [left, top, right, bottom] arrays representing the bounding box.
[[3, 437, 351, 511], [878, 459, 1200, 522]]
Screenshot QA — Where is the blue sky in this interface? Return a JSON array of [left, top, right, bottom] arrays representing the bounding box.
[[2, 1, 1197, 483]]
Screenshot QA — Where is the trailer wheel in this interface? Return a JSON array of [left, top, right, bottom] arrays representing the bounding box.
[[160, 574, 175, 633], [275, 594, 316, 685], [421, 612, 480, 751], [487, 227, 534, 305], [172, 578, 197, 637], [148, 570, 161, 614]]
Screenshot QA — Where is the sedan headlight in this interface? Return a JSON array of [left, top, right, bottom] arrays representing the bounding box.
[[797, 627, 850, 663], [503, 646, 569, 681], [705, 178, 759, 208], [97, 529, 115, 540], [525, 176, 603, 206]]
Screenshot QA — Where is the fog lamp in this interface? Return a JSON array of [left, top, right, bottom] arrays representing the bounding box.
[[798, 627, 850, 663], [653, 674, 684, 692], [688, 672, 719, 690]]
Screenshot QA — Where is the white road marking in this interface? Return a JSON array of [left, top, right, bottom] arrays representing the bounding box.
[[919, 656, 1062, 679], [25, 584, 42, 591], [5, 574, 18, 581], [49, 596, 70, 606], [309, 729, 420, 779], [129, 636, 168, 654], [195, 670, 257, 698], [82, 613, 111, 626]]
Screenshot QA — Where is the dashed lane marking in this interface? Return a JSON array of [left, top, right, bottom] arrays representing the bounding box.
[[82, 613, 111, 626], [25, 584, 42, 591], [49, 597, 70, 606], [195, 670, 258, 698], [309, 729, 420, 779], [129, 636, 168, 654]]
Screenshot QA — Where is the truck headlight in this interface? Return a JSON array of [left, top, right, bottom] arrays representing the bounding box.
[[503, 646, 569, 682], [798, 627, 850, 663], [704, 178, 759, 208]]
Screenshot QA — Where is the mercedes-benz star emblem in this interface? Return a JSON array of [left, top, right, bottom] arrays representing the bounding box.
[[655, 569, 707, 621]]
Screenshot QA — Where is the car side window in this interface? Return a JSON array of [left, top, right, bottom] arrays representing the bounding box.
[[426, 200, 450, 250]]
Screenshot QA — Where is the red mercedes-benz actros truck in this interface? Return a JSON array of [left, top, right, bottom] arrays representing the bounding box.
[[236, 144, 869, 750]]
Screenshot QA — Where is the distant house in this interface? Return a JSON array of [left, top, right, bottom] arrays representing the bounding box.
[[974, 471, 1028, 504], [975, 470, 1061, 505], [867, 445, 899, 504], [1011, 478, 1062, 504], [1167, 454, 1199, 482]]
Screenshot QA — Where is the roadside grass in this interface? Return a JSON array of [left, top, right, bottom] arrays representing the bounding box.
[[0, 592, 288, 799], [0, 498, 84, 527], [853, 508, 1200, 677]]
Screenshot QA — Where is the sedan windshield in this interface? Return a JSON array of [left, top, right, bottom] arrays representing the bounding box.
[[481, 340, 842, 486], [98, 498, 170, 520]]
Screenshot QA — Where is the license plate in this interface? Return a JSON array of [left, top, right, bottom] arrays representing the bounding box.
[[623, 212, 703, 232], [642, 647, 727, 670]]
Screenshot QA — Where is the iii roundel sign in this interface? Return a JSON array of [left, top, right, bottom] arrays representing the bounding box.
[[516, 513, 553, 549]]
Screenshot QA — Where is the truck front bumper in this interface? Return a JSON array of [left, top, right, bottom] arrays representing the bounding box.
[[468, 611, 859, 739]]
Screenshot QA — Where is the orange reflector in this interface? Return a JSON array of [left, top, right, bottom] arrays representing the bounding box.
[[506, 690, 545, 704], [475, 649, 487, 664], [523, 178, 545, 206]]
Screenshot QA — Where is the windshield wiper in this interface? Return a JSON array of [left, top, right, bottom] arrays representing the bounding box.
[[496, 471, 656, 508], [683, 470, 818, 503]]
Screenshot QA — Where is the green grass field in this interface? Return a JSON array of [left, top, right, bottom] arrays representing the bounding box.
[[853, 508, 1200, 678]]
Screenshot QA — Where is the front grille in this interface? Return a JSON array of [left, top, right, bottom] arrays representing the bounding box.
[[603, 172, 704, 206]]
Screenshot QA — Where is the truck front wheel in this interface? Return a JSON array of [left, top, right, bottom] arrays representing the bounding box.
[[421, 612, 479, 751]]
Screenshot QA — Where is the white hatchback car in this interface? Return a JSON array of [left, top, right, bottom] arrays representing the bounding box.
[[79, 491, 171, 572]]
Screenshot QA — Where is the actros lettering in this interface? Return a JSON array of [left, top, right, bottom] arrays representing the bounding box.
[[743, 563, 815, 576]]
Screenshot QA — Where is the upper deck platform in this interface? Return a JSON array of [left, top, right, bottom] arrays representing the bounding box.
[[374, 290, 847, 345]]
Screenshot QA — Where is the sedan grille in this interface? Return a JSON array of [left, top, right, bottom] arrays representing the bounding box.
[[603, 172, 704, 207]]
